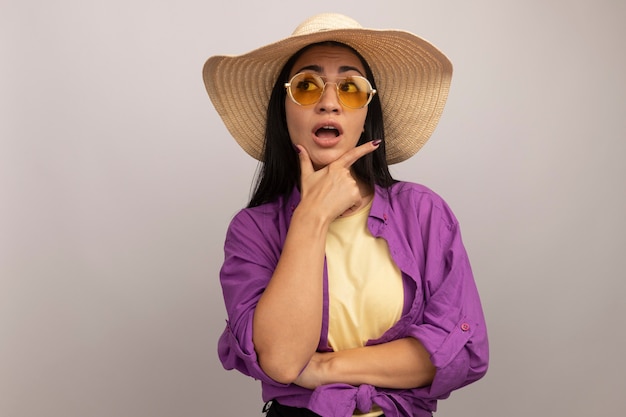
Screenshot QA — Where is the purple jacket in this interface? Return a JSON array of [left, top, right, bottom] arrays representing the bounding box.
[[218, 182, 489, 417]]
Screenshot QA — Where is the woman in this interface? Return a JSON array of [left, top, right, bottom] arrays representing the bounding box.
[[203, 13, 488, 417]]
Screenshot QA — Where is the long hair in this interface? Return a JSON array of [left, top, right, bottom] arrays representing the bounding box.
[[248, 42, 395, 208]]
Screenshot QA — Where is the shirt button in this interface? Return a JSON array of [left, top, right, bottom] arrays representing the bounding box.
[[460, 323, 470, 332]]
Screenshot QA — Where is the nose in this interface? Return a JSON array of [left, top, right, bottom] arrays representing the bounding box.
[[316, 82, 341, 113]]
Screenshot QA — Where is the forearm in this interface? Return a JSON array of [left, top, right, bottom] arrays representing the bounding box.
[[253, 207, 331, 383], [298, 337, 436, 390]]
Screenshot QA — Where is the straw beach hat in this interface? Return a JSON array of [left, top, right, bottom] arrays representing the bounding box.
[[203, 13, 452, 164]]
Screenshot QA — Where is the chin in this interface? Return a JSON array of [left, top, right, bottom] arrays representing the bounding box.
[[311, 153, 343, 170]]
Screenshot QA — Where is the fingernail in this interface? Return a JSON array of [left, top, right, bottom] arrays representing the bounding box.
[[372, 139, 382, 146], [292, 143, 301, 153]]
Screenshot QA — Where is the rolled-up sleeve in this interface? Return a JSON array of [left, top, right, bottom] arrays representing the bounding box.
[[217, 209, 288, 386], [407, 210, 489, 399]]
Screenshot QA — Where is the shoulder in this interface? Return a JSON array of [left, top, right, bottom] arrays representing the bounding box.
[[384, 181, 451, 211], [387, 181, 440, 200], [378, 181, 459, 228], [225, 191, 297, 243], [228, 200, 280, 234]]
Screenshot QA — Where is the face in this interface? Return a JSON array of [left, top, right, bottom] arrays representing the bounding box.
[[285, 45, 369, 170]]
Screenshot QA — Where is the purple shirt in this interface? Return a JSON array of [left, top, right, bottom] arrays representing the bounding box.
[[218, 182, 489, 417]]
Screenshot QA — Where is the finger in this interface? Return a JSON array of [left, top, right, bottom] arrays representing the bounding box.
[[337, 139, 382, 168], [295, 144, 314, 179]]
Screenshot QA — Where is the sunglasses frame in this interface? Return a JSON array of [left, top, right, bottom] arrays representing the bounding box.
[[284, 72, 377, 109]]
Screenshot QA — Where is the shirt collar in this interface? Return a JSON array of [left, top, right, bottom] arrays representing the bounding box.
[[370, 184, 390, 223]]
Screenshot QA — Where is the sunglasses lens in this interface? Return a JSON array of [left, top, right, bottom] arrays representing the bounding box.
[[289, 73, 324, 106], [337, 77, 371, 108]]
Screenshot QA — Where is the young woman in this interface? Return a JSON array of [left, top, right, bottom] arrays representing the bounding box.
[[203, 13, 489, 417]]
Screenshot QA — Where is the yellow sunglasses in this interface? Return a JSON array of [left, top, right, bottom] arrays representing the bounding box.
[[284, 72, 376, 109]]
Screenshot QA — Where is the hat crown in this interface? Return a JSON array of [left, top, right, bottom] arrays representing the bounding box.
[[291, 13, 362, 36]]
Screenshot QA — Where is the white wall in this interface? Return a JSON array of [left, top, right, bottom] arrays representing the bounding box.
[[1, 1, 624, 416]]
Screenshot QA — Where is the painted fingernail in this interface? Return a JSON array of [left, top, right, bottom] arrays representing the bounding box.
[[372, 139, 382, 146], [292, 143, 301, 153]]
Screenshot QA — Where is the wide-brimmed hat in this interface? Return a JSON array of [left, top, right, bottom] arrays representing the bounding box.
[[202, 13, 452, 164]]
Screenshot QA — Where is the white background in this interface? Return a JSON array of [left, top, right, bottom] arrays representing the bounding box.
[[1, 1, 625, 416]]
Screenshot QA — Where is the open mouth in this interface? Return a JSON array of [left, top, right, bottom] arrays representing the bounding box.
[[315, 125, 340, 139]]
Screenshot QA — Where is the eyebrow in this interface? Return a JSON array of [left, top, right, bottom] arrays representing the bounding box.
[[293, 64, 365, 77]]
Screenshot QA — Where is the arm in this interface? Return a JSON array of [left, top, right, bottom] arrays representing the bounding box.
[[251, 206, 328, 384], [253, 142, 382, 384], [295, 337, 436, 390], [408, 214, 489, 398]]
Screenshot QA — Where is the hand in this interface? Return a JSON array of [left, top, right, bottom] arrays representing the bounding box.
[[295, 141, 380, 221]]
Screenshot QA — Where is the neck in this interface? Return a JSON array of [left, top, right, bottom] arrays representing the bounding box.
[[339, 177, 374, 217]]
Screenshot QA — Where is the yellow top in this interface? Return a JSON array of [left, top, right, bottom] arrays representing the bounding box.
[[325, 201, 404, 417]]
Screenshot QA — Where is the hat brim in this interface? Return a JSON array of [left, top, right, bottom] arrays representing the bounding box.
[[203, 26, 452, 164]]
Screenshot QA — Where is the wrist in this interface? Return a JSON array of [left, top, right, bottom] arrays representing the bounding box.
[[291, 204, 332, 231]]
